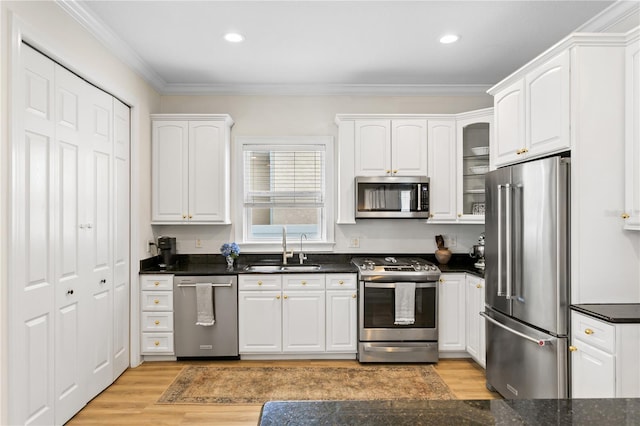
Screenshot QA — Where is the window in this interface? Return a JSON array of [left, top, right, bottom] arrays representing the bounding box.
[[235, 137, 334, 249]]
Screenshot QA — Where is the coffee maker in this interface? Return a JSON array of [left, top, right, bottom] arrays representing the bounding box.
[[469, 233, 485, 269], [157, 236, 176, 269]]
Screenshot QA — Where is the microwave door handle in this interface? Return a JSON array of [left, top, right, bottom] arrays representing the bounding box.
[[417, 184, 422, 211]]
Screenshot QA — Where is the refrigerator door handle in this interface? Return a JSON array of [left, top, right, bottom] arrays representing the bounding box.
[[505, 183, 513, 299], [481, 312, 551, 347], [497, 184, 505, 296]]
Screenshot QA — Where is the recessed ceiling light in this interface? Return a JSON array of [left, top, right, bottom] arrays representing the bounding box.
[[224, 32, 245, 43], [439, 34, 459, 44]]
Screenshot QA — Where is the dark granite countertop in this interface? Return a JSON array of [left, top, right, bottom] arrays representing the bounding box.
[[571, 304, 640, 324], [259, 398, 640, 425], [139, 253, 484, 277]]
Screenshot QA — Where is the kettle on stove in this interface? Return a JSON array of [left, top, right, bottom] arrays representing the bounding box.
[[469, 233, 485, 269]]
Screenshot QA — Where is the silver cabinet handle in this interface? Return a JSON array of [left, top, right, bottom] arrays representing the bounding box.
[[176, 282, 232, 288]]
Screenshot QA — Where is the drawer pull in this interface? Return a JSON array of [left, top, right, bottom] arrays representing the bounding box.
[[569, 346, 577, 352], [339, 280, 344, 285], [257, 281, 263, 285], [154, 320, 160, 325], [154, 299, 160, 304], [584, 328, 594, 335], [283, 295, 288, 299], [301, 281, 307, 285], [154, 341, 160, 346], [154, 281, 160, 286], [352, 294, 357, 298], [276, 295, 281, 300], [622, 213, 630, 219]]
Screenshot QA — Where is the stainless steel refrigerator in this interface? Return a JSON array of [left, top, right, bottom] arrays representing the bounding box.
[[482, 155, 570, 399]]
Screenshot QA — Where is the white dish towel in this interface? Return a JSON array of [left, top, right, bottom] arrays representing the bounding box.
[[394, 282, 416, 325], [196, 283, 215, 326]]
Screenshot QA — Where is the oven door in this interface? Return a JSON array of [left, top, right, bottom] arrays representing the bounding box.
[[359, 281, 438, 342]]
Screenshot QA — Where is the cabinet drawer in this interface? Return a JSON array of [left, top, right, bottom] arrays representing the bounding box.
[[239, 274, 282, 290], [571, 311, 615, 353], [141, 312, 174, 332], [141, 291, 174, 311], [283, 274, 325, 290], [325, 274, 357, 289], [141, 332, 174, 354], [141, 275, 173, 290]]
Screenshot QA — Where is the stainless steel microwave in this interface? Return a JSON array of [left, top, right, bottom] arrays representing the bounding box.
[[355, 176, 429, 219]]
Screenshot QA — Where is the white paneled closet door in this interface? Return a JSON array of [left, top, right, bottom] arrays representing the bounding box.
[[11, 43, 131, 425], [85, 85, 114, 401], [112, 98, 130, 378], [10, 42, 57, 426], [53, 63, 89, 425]]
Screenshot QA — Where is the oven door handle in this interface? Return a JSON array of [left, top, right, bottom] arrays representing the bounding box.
[[364, 344, 426, 353], [363, 282, 437, 289]]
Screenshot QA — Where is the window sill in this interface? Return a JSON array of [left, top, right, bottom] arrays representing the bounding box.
[[238, 241, 336, 253]]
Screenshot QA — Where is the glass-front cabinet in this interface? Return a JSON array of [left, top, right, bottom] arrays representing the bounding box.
[[456, 111, 492, 223]]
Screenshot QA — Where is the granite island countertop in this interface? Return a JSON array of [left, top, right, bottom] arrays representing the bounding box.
[[259, 398, 640, 425]]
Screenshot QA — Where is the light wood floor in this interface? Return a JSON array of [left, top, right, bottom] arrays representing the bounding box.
[[67, 358, 500, 425]]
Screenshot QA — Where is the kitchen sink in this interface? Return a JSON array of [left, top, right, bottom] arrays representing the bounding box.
[[243, 264, 321, 272], [280, 264, 321, 271]]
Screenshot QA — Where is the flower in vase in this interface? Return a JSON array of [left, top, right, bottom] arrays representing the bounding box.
[[220, 242, 240, 259]]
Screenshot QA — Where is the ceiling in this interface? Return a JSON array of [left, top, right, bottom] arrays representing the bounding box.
[[68, 1, 630, 95]]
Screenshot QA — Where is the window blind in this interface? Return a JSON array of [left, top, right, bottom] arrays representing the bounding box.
[[243, 145, 325, 208]]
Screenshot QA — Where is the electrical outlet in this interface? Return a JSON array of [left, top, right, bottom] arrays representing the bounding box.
[[195, 239, 202, 248], [147, 240, 155, 254], [349, 237, 360, 248], [447, 235, 457, 247]]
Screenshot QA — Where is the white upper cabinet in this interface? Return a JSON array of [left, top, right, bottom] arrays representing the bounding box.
[[354, 118, 427, 176], [624, 30, 640, 231], [456, 110, 492, 223], [427, 119, 457, 221], [491, 50, 570, 166], [151, 114, 233, 224]]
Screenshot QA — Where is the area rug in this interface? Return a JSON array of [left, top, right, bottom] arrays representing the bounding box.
[[157, 365, 456, 404]]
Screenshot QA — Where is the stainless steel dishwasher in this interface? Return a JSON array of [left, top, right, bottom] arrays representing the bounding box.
[[173, 275, 239, 358]]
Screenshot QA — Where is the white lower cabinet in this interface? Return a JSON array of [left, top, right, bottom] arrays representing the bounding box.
[[465, 275, 486, 368], [140, 275, 175, 355], [238, 273, 357, 356], [325, 274, 358, 352], [438, 273, 467, 353], [571, 311, 640, 398]]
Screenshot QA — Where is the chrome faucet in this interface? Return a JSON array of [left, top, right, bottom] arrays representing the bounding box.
[[282, 226, 294, 264], [299, 234, 308, 264]]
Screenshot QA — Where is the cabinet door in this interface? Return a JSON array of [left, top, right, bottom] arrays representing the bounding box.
[[238, 291, 282, 353], [457, 115, 491, 222], [625, 38, 640, 230], [392, 119, 428, 176], [354, 120, 391, 176], [571, 339, 615, 398], [465, 276, 486, 367], [427, 120, 457, 221], [493, 79, 525, 166], [438, 274, 466, 352], [189, 120, 228, 222], [326, 290, 357, 352], [526, 50, 570, 158], [151, 120, 188, 222], [282, 290, 325, 352]]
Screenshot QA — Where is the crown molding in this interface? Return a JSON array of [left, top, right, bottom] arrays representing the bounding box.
[[576, 1, 640, 33], [161, 83, 494, 96], [55, 0, 168, 90]]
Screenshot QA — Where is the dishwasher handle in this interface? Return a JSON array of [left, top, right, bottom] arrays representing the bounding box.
[[176, 282, 232, 288]]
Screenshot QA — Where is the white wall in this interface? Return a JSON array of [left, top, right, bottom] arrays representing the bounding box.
[[0, 1, 161, 423], [156, 95, 491, 256]]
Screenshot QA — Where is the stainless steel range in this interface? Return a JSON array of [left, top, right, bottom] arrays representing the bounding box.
[[352, 256, 441, 363]]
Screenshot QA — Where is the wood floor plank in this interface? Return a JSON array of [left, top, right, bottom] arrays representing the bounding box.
[[67, 358, 499, 425]]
